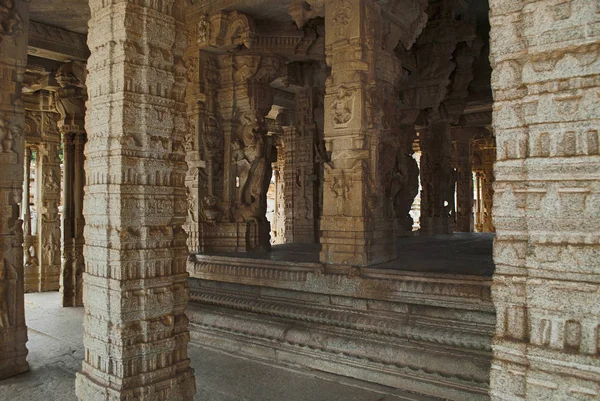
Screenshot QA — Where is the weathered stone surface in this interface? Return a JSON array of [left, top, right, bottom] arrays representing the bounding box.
[[75, 0, 196, 399], [489, 1, 600, 400]]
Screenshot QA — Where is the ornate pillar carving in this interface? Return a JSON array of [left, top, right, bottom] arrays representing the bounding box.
[[56, 61, 87, 307], [283, 65, 325, 244], [473, 136, 495, 233], [35, 104, 61, 292], [75, 0, 196, 398], [320, 0, 427, 265], [489, 2, 600, 400], [0, 0, 29, 379]]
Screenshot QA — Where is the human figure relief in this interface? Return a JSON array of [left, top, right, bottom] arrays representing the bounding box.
[[330, 87, 354, 127]]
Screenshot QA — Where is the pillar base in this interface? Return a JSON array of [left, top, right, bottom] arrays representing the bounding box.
[[200, 221, 271, 253], [0, 326, 29, 379], [76, 368, 196, 401]]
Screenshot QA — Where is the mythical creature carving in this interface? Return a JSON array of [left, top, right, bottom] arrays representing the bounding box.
[[233, 115, 274, 222]]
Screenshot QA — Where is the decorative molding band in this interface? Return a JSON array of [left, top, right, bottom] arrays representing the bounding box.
[[189, 255, 494, 311], [188, 304, 491, 400], [190, 287, 494, 352]]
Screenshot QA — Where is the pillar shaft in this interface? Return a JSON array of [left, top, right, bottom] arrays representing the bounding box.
[[419, 114, 455, 235], [75, 0, 196, 398], [0, 0, 29, 379], [320, 0, 404, 266], [452, 128, 476, 233], [36, 113, 61, 292], [61, 132, 75, 305], [490, 1, 600, 400]]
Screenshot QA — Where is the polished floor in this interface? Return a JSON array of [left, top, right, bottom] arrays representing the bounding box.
[[0, 292, 437, 401], [206, 232, 495, 276]]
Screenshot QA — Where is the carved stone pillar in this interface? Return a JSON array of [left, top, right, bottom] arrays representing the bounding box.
[[283, 84, 321, 244], [320, 0, 426, 266], [60, 132, 75, 304], [452, 127, 477, 232], [419, 110, 456, 235], [75, 0, 196, 398], [36, 109, 62, 292], [272, 136, 285, 244], [21, 146, 37, 290], [473, 136, 495, 233], [489, 2, 600, 400], [0, 0, 29, 379], [56, 61, 87, 307]]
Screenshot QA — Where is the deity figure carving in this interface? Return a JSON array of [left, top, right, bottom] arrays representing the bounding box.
[[45, 168, 60, 192], [330, 87, 354, 128], [197, 15, 211, 45], [43, 234, 60, 265], [233, 116, 274, 222]]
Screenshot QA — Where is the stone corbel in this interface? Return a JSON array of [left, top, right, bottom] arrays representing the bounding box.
[[55, 62, 87, 135], [376, 0, 429, 51]]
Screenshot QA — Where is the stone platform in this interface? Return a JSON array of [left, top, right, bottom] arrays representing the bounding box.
[[202, 233, 495, 276], [188, 233, 496, 401], [0, 292, 439, 401]]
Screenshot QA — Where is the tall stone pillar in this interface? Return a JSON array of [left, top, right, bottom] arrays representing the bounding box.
[[452, 127, 476, 232], [419, 110, 456, 235], [60, 132, 75, 303], [36, 109, 62, 292], [473, 136, 496, 233], [320, 0, 426, 266], [56, 61, 87, 307], [75, 0, 196, 398], [0, 0, 29, 379], [283, 82, 322, 244], [490, 1, 600, 400]]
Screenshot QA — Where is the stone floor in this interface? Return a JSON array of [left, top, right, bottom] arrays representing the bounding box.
[[208, 232, 495, 276], [0, 292, 438, 401]]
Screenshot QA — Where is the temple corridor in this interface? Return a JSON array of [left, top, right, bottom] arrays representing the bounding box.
[[0, 292, 436, 401]]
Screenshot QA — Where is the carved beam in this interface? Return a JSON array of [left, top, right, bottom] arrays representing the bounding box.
[[27, 21, 89, 62]]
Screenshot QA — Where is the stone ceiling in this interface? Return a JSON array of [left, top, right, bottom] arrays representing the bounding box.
[[29, 0, 90, 34]]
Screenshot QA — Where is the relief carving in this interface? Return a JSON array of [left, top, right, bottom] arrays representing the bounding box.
[[330, 87, 355, 128]]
